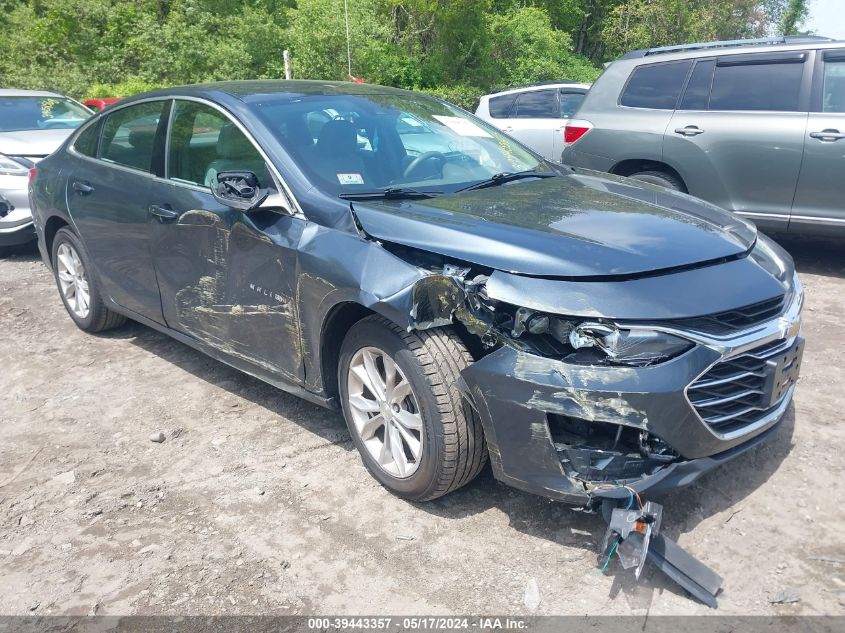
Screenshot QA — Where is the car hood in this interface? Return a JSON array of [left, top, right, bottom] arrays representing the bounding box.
[[352, 172, 757, 278], [0, 129, 75, 159]]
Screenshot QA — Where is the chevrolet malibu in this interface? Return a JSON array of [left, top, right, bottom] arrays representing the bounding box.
[[30, 81, 803, 507]]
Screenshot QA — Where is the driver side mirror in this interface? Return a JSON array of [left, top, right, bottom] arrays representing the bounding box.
[[211, 170, 270, 211]]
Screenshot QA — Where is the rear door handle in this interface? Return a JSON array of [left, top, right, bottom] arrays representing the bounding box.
[[809, 129, 845, 141], [674, 126, 705, 137], [72, 181, 94, 194], [149, 204, 179, 221]]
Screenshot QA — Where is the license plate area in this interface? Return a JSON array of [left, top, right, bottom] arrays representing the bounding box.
[[763, 337, 804, 408]]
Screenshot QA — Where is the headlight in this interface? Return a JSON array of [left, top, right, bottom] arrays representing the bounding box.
[[0, 154, 29, 176], [509, 308, 693, 367], [567, 322, 693, 366]]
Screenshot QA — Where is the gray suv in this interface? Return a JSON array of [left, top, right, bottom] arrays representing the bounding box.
[[562, 36, 845, 236]]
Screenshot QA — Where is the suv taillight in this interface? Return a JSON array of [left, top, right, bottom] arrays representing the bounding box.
[[563, 120, 593, 145], [28, 167, 37, 184]]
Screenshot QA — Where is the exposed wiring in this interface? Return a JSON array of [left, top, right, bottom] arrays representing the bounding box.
[[600, 536, 621, 573]]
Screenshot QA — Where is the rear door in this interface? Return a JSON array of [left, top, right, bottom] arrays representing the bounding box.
[[503, 89, 560, 161], [148, 99, 304, 384], [790, 49, 845, 235], [665, 52, 811, 232], [65, 99, 169, 322]]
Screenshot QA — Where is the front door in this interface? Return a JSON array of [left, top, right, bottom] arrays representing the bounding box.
[[148, 99, 304, 384], [664, 53, 810, 233], [65, 100, 169, 322], [791, 50, 845, 235]]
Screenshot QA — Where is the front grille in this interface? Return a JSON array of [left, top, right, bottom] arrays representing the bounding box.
[[687, 337, 802, 436], [668, 295, 785, 335]]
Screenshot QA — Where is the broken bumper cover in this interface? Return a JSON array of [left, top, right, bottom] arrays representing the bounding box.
[[459, 292, 802, 505]]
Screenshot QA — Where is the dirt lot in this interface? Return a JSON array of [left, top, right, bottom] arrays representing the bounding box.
[[1, 235, 844, 617]]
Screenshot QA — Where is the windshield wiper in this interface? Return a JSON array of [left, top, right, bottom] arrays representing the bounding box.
[[457, 170, 559, 192], [339, 187, 442, 201]]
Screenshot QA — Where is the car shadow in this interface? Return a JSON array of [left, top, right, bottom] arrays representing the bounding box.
[[0, 241, 41, 262], [767, 232, 845, 279], [416, 405, 795, 607], [118, 320, 352, 450]]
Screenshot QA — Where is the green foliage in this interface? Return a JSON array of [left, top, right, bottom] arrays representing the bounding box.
[[0, 0, 809, 107]]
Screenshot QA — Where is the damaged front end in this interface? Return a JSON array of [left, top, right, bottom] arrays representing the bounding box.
[[375, 236, 803, 511]]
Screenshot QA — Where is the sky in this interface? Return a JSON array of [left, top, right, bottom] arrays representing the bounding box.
[[805, 0, 845, 40]]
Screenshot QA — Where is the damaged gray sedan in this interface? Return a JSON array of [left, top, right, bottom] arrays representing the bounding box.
[[30, 81, 803, 507]]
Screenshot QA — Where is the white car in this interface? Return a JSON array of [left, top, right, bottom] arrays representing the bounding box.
[[475, 82, 591, 162], [0, 89, 91, 253]]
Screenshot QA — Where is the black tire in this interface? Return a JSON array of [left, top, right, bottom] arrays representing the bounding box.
[[51, 227, 126, 333], [338, 315, 487, 501], [629, 170, 686, 192]]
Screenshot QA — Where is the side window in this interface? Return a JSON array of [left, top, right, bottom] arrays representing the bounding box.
[[74, 120, 101, 158], [101, 101, 166, 173], [514, 90, 558, 118], [679, 60, 715, 110], [620, 61, 692, 109], [559, 90, 585, 118], [822, 59, 845, 113], [168, 101, 268, 188], [488, 93, 518, 118], [710, 56, 805, 112]]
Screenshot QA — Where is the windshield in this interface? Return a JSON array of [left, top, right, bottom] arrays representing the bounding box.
[[0, 96, 91, 133], [250, 92, 552, 196]]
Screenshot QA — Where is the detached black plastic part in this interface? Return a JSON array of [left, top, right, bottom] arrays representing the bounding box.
[[600, 499, 723, 608]]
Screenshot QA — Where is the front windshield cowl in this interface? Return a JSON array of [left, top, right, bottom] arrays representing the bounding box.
[[250, 91, 551, 200]]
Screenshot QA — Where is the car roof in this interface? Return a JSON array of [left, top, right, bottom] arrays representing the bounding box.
[[0, 88, 68, 98], [482, 82, 592, 99], [619, 36, 845, 64], [125, 80, 424, 106]]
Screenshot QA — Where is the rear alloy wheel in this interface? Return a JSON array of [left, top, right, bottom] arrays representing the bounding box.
[[56, 242, 90, 320], [51, 227, 126, 333], [339, 315, 487, 501]]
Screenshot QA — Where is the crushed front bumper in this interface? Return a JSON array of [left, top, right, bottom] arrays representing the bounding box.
[[459, 292, 803, 506]]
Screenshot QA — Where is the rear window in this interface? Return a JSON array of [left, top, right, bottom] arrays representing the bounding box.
[[709, 57, 804, 111], [559, 90, 586, 118], [823, 59, 845, 113], [488, 93, 518, 118], [101, 101, 167, 174], [621, 61, 692, 109], [513, 90, 558, 118], [679, 60, 715, 110]]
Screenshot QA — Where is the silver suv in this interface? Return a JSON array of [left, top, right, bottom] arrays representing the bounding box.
[[562, 36, 845, 236], [475, 82, 591, 162]]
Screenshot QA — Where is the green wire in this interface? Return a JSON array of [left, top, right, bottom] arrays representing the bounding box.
[[600, 537, 621, 573]]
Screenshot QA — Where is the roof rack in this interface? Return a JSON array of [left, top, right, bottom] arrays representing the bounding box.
[[490, 80, 581, 94], [621, 35, 836, 59]]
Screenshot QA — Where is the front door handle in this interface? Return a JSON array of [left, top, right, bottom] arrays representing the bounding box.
[[674, 125, 705, 137], [72, 180, 94, 195], [809, 129, 845, 142], [149, 204, 179, 221]]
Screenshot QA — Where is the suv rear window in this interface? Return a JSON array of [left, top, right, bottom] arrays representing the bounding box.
[[709, 56, 804, 111], [488, 93, 518, 118], [621, 61, 692, 109], [514, 90, 557, 118]]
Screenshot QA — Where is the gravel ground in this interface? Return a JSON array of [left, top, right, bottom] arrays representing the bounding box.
[[1, 235, 844, 617]]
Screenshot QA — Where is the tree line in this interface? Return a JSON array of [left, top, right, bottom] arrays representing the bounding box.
[[0, 0, 810, 110]]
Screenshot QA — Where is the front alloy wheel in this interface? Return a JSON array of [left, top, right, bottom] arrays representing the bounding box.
[[56, 242, 90, 319], [347, 346, 423, 478], [338, 315, 488, 501]]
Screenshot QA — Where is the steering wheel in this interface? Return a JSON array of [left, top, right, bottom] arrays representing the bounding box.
[[403, 151, 447, 179]]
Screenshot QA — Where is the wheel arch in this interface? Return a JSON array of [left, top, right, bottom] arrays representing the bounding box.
[[610, 159, 688, 191], [44, 215, 71, 265]]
